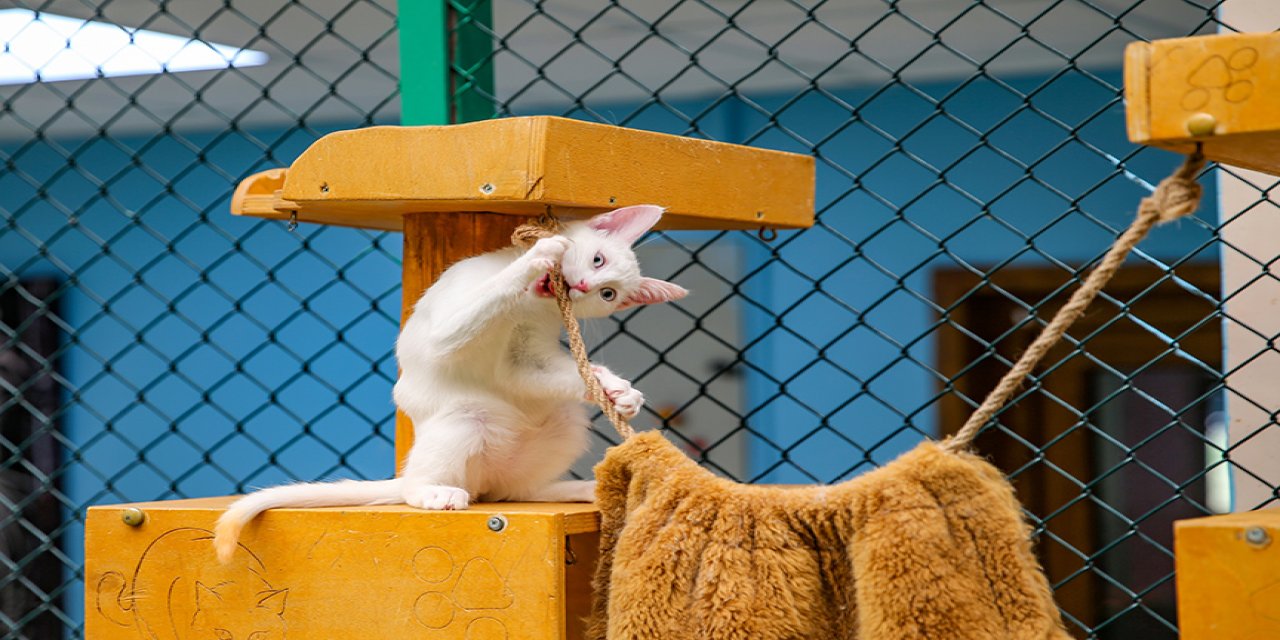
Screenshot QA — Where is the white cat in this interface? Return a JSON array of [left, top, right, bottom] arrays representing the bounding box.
[[213, 205, 686, 562]]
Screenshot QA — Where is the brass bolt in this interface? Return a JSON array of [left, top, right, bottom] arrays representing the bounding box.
[[1186, 112, 1217, 137], [121, 507, 145, 527]]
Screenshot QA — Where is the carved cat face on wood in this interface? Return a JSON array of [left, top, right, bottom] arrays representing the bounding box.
[[95, 528, 289, 640], [193, 581, 288, 640]]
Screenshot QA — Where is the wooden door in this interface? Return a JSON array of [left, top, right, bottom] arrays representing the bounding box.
[[935, 264, 1221, 638]]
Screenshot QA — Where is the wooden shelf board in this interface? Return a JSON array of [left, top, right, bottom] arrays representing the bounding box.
[[91, 495, 601, 535], [231, 116, 815, 231]]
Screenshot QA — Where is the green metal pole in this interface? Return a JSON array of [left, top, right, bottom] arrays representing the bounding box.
[[398, 0, 494, 125], [398, 0, 448, 125], [450, 0, 495, 123]]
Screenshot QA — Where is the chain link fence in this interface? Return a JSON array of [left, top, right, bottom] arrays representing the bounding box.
[[1, 0, 1272, 638]]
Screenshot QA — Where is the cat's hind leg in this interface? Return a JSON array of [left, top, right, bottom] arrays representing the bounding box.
[[399, 408, 492, 510]]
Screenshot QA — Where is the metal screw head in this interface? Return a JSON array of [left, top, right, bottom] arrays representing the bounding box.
[[1186, 112, 1217, 137], [1244, 526, 1270, 547], [479, 183, 495, 195], [121, 507, 145, 527], [487, 514, 508, 532]]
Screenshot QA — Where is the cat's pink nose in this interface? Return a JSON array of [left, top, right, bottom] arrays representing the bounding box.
[[572, 280, 590, 292]]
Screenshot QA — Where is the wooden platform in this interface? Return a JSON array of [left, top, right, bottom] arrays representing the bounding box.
[[1126, 31, 1280, 175], [86, 497, 601, 639], [230, 116, 815, 231], [1175, 508, 1280, 639]]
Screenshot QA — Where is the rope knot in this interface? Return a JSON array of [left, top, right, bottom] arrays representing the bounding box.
[[1141, 151, 1206, 223], [512, 213, 562, 248]]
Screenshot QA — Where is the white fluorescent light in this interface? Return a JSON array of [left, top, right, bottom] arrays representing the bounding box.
[[0, 9, 267, 85]]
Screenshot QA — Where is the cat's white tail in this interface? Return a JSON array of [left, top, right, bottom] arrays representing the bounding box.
[[213, 478, 404, 563]]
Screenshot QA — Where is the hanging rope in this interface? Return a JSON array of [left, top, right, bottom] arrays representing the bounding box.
[[511, 151, 1205, 450], [941, 150, 1205, 452], [513, 214, 636, 440]]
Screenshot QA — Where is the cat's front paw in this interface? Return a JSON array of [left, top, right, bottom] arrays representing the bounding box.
[[526, 236, 570, 274], [404, 484, 470, 510], [592, 366, 645, 419]]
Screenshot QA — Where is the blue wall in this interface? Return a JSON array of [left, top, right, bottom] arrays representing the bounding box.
[[735, 73, 1217, 482], [0, 69, 1220, 628]]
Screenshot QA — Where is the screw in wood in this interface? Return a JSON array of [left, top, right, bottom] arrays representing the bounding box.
[[487, 514, 508, 532], [1244, 526, 1270, 548]]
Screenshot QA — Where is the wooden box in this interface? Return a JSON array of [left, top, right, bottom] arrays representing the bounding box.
[[1175, 509, 1280, 639], [1126, 31, 1280, 175], [86, 497, 600, 639]]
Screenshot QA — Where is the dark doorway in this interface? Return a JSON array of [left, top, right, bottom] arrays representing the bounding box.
[[935, 264, 1222, 638], [0, 278, 64, 638]]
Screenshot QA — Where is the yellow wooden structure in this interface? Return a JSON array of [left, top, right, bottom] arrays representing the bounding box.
[[1174, 509, 1280, 640], [84, 116, 815, 639], [1126, 30, 1280, 640], [1125, 31, 1280, 175]]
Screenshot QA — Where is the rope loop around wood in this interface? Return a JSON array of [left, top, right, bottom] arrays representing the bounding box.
[[511, 151, 1205, 452]]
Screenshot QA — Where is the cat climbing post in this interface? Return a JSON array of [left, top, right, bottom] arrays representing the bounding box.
[[86, 116, 814, 640], [228, 116, 814, 468]]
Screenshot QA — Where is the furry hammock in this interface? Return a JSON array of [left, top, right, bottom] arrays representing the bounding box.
[[514, 152, 1205, 640]]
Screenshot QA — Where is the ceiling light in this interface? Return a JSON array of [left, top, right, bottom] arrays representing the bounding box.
[[0, 9, 267, 85]]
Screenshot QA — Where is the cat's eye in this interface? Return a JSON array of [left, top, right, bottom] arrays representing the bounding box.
[[600, 288, 617, 302], [592, 252, 605, 268]]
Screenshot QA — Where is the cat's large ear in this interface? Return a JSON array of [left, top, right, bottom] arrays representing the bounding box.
[[587, 205, 663, 245], [257, 588, 289, 616], [618, 277, 687, 311]]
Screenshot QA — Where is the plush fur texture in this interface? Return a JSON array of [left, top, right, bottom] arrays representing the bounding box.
[[587, 432, 1071, 640]]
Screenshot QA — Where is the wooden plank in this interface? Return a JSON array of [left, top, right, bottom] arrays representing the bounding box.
[[564, 531, 600, 640], [86, 498, 599, 639], [229, 116, 815, 231], [106, 495, 600, 517], [1175, 509, 1280, 639], [228, 168, 293, 217], [1125, 32, 1280, 175]]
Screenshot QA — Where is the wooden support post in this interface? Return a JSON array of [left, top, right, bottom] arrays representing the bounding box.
[[396, 212, 523, 469], [1175, 509, 1280, 638]]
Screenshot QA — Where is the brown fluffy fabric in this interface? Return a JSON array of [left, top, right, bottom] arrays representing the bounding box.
[[587, 432, 1071, 640]]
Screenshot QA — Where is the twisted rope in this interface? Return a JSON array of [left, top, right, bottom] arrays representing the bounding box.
[[941, 151, 1205, 452], [510, 152, 1204, 451], [513, 214, 636, 440]]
